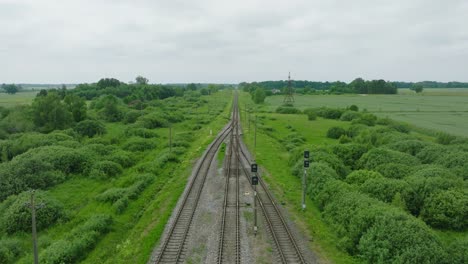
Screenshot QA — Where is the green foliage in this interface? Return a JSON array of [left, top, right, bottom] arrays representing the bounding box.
[[139, 112, 168, 128], [96, 95, 123, 122], [387, 139, 430, 156], [1, 191, 65, 234], [122, 137, 157, 152], [345, 170, 384, 185], [97, 78, 121, 89], [105, 150, 136, 168], [374, 163, 413, 179], [350, 113, 377, 126], [332, 143, 368, 169], [315, 107, 344, 119], [435, 151, 468, 169], [303, 108, 317, 120], [74, 120, 106, 137], [359, 178, 410, 203], [446, 237, 468, 264], [358, 212, 446, 264], [0, 105, 34, 134], [346, 124, 368, 138], [348, 105, 359, 111], [63, 94, 87, 122], [326, 126, 346, 139], [411, 83, 424, 93], [0, 238, 22, 263], [420, 189, 467, 230], [40, 214, 112, 264], [416, 144, 452, 164], [306, 162, 339, 199], [252, 87, 266, 104], [358, 148, 421, 169], [89, 161, 123, 179], [339, 111, 361, 121], [32, 92, 73, 132], [282, 133, 306, 151], [275, 106, 301, 114], [1, 84, 20, 94], [436, 132, 457, 145], [123, 110, 142, 124]]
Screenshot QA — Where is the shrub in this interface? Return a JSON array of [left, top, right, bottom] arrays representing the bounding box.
[[89, 161, 123, 179], [345, 170, 384, 185], [358, 148, 420, 169], [105, 150, 136, 168], [340, 111, 361, 121], [1, 191, 65, 234], [404, 175, 462, 216], [447, 237, 468, 264], [139, 113, 168, 128], [375, 163, 413, 179], [420, 189, 467, 230], [305, 162, 339, 199], [96, 188, 127, 203], [436, 132, 457, 145], [122, 137, 157, 152], [326, 126, 346, 139], [113, 196, 129, 214], [123, 110, 141, 124], [351, 113, 377, 126], [124, 127, 159, 138], [348, 105, 359, 111], [346, 124, 368, 138], [358, 211, 447, 264], [275, 106, 301, 114], [0, 238, 22, 264], [435, 151, 468, 169], [331, 144, 368, 169], [74, 120, 106, 137], [315, 107, 344, 119], [40, 214, 112, 264], [387, 140, 430, 156], [389, 122, 411, 133], [416, 144, 452, 164], [359, 178, 410, 203], [303, 108, 317, 120]]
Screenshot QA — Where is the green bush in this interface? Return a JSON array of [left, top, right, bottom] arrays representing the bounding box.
[[340, 111, 361, 121], [326, 126, 347, 139], [122, 137, 157, 152], [275, 106, 301, 114], [1, 191, 65, 234], [351, 113, 377, 126], [74, 120, 106, 137], [359, 178, 410, 203], [358, 148, 421, 169], [315, 107, 345, 119], [348, 105, 359, 111], [420, 189, 467, 230], [446, 237, 468, 264], [436, 132, 457, 145], [40, 214, 112, 264], [375, 163, 413, 179], [346, 124, 368, 138], [358, 211, 447, 264], [124, 127, 159, 138], [387, 140, 430, 156], [105, 150, 136, 168], [303, 108, 317, 120], [435, 151, 468, 169], [332, 144, 368, 169], [345, 170, 384, 185], [0, 238, 22, 264], [416, 144, 452, 164], [89, 161, 123, 179], [123, 110, 142, 124], [113, 196, 129, 214], [305, 162, 339, 199], [139, 113, 168, 128], [96, 188, 127, 203]]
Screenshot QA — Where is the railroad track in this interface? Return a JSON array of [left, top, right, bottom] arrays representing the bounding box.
[[152, 119, 233, 263], [217, 96, 241, 263], [237, 124, 307, 264]]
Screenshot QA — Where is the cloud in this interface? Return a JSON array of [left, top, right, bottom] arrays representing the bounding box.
[[0, 0, 467, 83]]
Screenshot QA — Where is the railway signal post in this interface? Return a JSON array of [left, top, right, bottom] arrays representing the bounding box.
[[303, 151, 310, 211], [251, 163, 258, 235]]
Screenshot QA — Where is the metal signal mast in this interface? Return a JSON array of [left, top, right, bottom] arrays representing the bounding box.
[[283, 72, 295, 104]]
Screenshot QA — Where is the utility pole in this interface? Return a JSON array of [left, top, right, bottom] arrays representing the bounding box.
[[303, 151, 310, 211]]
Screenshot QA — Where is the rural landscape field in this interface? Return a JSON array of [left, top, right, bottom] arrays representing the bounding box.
[[1, 1, 467, 263]]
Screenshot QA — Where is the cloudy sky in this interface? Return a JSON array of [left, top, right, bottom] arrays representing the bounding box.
[[1, 0, 467, 84]]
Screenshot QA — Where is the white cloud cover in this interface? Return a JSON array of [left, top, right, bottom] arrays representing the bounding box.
[[0, 0, 467, 83]]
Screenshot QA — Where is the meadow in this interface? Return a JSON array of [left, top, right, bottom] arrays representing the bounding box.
[[261, 89, 468, 137], [0, 91, 38, 107]]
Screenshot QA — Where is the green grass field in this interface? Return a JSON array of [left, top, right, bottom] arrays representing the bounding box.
[[0, 91, 38, 107], [261, 90, 468, 136]]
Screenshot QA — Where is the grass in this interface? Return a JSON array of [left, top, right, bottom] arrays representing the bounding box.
[[0, 91, 37, 107], [239, 91, 360, 264], [260, 91, 468, 137]]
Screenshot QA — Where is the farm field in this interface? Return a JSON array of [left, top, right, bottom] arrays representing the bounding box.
[[262, 90, 468, 136], [0, 91, 38, 107]]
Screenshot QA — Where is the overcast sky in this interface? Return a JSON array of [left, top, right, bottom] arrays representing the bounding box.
[[1, 0, 467, 84]]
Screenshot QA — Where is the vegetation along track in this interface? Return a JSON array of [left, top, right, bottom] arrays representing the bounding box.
[[237, 121, 307, 262], [152, 119, 233, 263], [217, 95, 241, 263]]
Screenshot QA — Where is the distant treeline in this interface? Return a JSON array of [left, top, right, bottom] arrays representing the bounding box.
[[240, 79, 468, 95]]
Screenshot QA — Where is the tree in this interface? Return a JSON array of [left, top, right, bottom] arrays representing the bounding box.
[[421, 189, 467, 230], [187, 83, 197, 91], [31, 92, 73, 132], [1, 84, 19, 94], [97, 78, 121, 89], [74, 120, 106, 137], [135, 76, 149, 85], [99, 95, 123, 122], [349, 78, 367, 94], [411, 83, 424, 93], [63, 94, 87, 122], [253, 87, 266, 104]]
